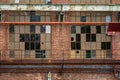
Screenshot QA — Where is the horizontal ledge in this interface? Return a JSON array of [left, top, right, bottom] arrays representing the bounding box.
[[0, 4, 120, 11], [0, 22, 117, 25]]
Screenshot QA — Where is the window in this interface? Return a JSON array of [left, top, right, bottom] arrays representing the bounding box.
[[101, 42, 111, 50], [71, 42, 75, 49], [86, 34, 96, 42], [41, 25, 46, 33], [81, 25, 90, 33], [96, 26, 101, 33], [9, 25, 14, 33], [81, 16, 86, 22], [86, 50, 91, 58], [35, 50, 46, 58], [0, 14, 1, 22], [76, 34, 80, 42], [71, 25, 76, 33], [86, 50, 96, 58], [30, 25, 35, 33]]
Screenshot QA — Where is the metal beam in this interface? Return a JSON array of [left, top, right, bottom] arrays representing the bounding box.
[[0, 4, 120, 11]]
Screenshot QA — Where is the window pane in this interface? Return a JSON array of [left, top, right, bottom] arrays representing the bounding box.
[[9, 25, 14, 33], [40, 25, 46, 33], [81, 16, 86, 22], [76, 42, 80, 49], [24, 34, 30, 42], [101, 42, 106, 49], [71, 25, 76, 33], [96, 26, 101, 33], [31, 42, 35, 50], [35, 34, 40, 42], [36, 42, 40, 49], [86, 34, 90, 42], [71, 42, 75, 49], [107, 42, 111, 49], [76, 34, 80, 42], [81, 25, 86, 33], [86, 26, 90, 33], [86, 50, 91, 58], [25, 42, 30, 50], [31, 34, 35, 41], [36, 15, 41, 22], [30, 25, 35, 33], [20, 34, 24, 42], [91, 34, 96, 42]]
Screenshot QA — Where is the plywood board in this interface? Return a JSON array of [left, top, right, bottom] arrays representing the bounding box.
[[25, 16, 29, 22], [96, 42, 101, 50], [106, 35, 112, 42], [14, 51, 20, 59], [41, 16, 45, 22], [10, 34, 15, 42], [86, 42, 91, 50], [101, 34, 106, 42], [15, 16, 19, 22], [81, 42, 86, 50], [24, 25, 30, 33], [71, 16, 75, 22], [46, 50, 51, 59], [91, 26, 96, 33], [96, 34, 101, 42], [41, 34, 46, 42], [36, 25, 40, 33], [15, 34, 19, 42], [96, 50, 102, 59], [91, 42, 96, 50], [76, 26, 80, 33], [70, 50, 75, 59], [20, 25, 24, 33], [20, 42, 24, 49], [30, 50, 35, 59], [76, 17, 80, 22], [86, 16, 90, 22], [41, 42, 46, 50], [101, 26, 106, 33], [14, 42, 19, 49], [46, 42, 51, 50], [101, 50, 106, 59], [81, 34, 86, 42], [15, 26, 19, 33], [10, 42, 14, 49], [20, 16, 24, 22], [46, 34, 51, 42], [24, 50, 30, 58], [10, 16, 14, 22]]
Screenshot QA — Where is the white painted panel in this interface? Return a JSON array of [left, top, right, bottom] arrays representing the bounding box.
[[15, 0, 19, 3], [106, 16, 111, 34], [46, 25, 51, 33]]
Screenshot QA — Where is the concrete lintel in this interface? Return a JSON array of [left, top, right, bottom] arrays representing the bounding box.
[[0, 4, 120, 11]]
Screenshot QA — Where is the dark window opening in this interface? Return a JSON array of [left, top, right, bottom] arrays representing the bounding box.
[[60, 14, 64, 22], [81, 16, 86, 22], [76, 34, 80, 42], [30, 25, 35, 33], [86, 34, 91, 42], [24, 34, 30, 42], [31, 34, 35, 41], [71, 25, 76, 33], [91, 34, 96, 42], [36, 15, 41, 22], [0, 14, 1, 22], [9, 25, 14, 33], [41, 25, 46, 33], [35, 34, 40, 42], [30, 11, 35, 15], [71, 37, 74, 41], [36, 42, 40, 49], [71, 42, 75, 49], [101, 42, 111, 49], [86, 50, 91, 58], [81, 25, 86, 33], [86, 26, 91, 33], [76, 42, 80, 49], [96, 25, 101, 33], [31, 42, 35, 50], [20, 34, 24, 42], [25, 42, 30, 50]]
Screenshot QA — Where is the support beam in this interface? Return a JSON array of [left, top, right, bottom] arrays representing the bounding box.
[[0, 4, 120, 11]]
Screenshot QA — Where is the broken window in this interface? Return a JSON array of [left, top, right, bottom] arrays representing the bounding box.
[[31, 42, 35, 50], [31, 34, 35, 41], [71, 42, 75, 49], [24, 34, 30, 42], [86, 34, 91, 42], [76, 42, 80, 49], [35, 34, 40, 42], [81, 25, 86, 33], [101, 42, 111, 49], [36, 42, 40, 49], [25, 42, 30, 50], [96, 25, 101, 33], [76, 34, 80, 42], [86, 34, 96, 42], [91, 34, 96, 42], [30, 25, 35, 33], [20, 34, 24, 42]]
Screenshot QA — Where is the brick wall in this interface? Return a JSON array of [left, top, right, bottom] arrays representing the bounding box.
[[0, 73, 117, 80], [112, 0, 120, 4]]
